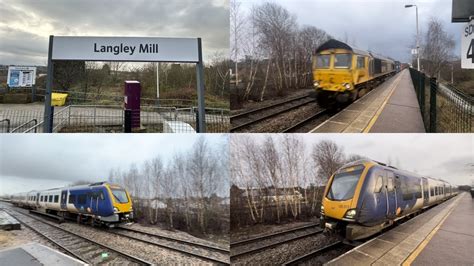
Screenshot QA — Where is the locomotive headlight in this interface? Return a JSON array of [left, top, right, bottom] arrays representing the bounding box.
[[320, 205, 325, 214], [343, 83, 351, 89], [113, 207, 119, 213], [344, 209, 357, 219], [313, 81, 320, 87]]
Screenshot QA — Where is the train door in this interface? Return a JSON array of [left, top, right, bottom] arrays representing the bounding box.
[[386, 171, 396, 219], [90, 189, 102, 215], [422, 178, 429, 206], [60, 190, 68, 210], [36, 192, 40, 209]]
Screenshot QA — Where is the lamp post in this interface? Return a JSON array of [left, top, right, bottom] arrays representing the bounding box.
[[405, 4, 420, 71]]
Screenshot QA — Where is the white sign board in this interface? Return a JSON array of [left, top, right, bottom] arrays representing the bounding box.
[[461, 20, 474, 69], [51, 36, 199, 62], [7, 66, 37, 87]]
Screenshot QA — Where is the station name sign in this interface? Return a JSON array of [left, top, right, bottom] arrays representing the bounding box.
[[52, 36, 199, 62]]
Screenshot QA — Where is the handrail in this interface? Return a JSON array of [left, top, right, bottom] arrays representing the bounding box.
[[24, 120, 44, 133], [11, 119, 38, 133], [0, 119, 10, 133]]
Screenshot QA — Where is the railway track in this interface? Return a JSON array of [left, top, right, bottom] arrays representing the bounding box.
[[230, 94, 317, 132], [111, 226, 230, 265], [230, 223, 322, 259], [282, 241, 353, 266], [6, 209, 152, 265], [281, 109, 329, 133]]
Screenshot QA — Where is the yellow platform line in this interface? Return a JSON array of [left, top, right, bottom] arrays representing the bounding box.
[[401, 195, 463, 266], [362, 73, 403, 133]]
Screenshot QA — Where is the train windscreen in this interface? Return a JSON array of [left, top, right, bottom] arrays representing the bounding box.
[[111, 188, 129, 203], [315, 54, 330, 69], [327, 167, 364, 201], [334, 54, 351, 68]]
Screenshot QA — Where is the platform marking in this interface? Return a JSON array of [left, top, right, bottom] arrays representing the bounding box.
[[401, 194, 464, 266], [362, 73, 404, 133]]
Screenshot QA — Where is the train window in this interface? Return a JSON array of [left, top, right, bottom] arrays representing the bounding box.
[[315, 54, 330, 69], [99, 191, 105, 200], [374, 176, 383, 193], [430, 187, 434, 196], [78, 194, 87, 204], [49, 195, 53, 202], [401, 176, 413, 200], [334, 54, 351, 68], [54, 195, 59, 203], [111, 188, 129, 203], [357, 56, 365, 68], [69, 194, 75, 204], [414, 182, 422, 198]]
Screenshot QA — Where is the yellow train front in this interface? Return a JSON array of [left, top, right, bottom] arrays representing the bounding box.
[[320, 160, 457, 241], [312, 39, 396, 107]]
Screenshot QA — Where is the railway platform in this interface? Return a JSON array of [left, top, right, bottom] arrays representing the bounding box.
[[311, 69, 426, 133], [0, 210, 20, 230], [326, 192, 473, 266], [0, 243, 86, 265]]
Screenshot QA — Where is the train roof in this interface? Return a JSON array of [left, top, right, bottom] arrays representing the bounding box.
[[315, 39, 394, 62], [12, 181, 125, 196], [315, 39, 371, 57]]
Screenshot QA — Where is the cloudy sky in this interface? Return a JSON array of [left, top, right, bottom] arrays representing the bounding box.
[[0, 134, 228, 195], [233, 133, 473, 186], [240, 0, 464, 63], [0, 0, 229, 66]]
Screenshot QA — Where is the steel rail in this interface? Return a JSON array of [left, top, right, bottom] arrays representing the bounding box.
[[230, 223, 319, 247], [230, 94, 313, 120], [282, 241, 349, 266], [231, 228, 323, 259], [231, 98, 317, 131], [281, 109, 329, 133]]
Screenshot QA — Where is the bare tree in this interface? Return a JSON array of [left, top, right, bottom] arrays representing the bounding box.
[[422, 17, 455, 78], [231, 0, 245, 88], [311, 140, 345, 182]]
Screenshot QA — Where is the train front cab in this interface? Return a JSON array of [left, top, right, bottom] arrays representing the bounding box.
[[66, 183, 133, 226], [312, 50, 375, 107]]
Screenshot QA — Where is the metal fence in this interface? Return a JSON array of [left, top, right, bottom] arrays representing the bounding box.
[[409, 68, 473, 133], [0, 105, 229, 133]]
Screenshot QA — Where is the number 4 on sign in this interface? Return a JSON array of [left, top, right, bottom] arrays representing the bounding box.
[[467, 39, 474, 63]]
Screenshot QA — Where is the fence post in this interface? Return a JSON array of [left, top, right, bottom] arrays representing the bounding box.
[[429, 77, 437, 133]]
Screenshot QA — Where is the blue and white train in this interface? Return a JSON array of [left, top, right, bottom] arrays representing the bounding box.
[[11, 182, 133, 226]]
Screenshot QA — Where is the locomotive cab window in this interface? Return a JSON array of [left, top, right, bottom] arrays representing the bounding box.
[[356, 56, 365, 68], [315, 54, 331, 69], [327, 165, 364, 201], [334, 54, 352, 68]]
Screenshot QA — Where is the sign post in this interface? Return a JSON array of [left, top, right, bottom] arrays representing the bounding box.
[[44, 35, 206, 132], [461, 19, 474, 69]]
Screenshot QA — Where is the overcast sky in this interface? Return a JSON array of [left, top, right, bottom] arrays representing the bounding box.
[[0, 0, 229, 66], [233, 133, 473, 186], [0, 134, 228, 195], [240, 0, 464, 63]]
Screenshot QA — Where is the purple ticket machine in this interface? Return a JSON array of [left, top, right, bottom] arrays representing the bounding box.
[[124, 80, 141, 130]]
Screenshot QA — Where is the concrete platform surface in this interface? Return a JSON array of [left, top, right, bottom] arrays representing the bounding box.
[[412, 193, 474, 265], [0, 210, 21, 230], [0, 243, 86, 265], [311, 69, 426, 133], [326, 193, 466, 266]]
